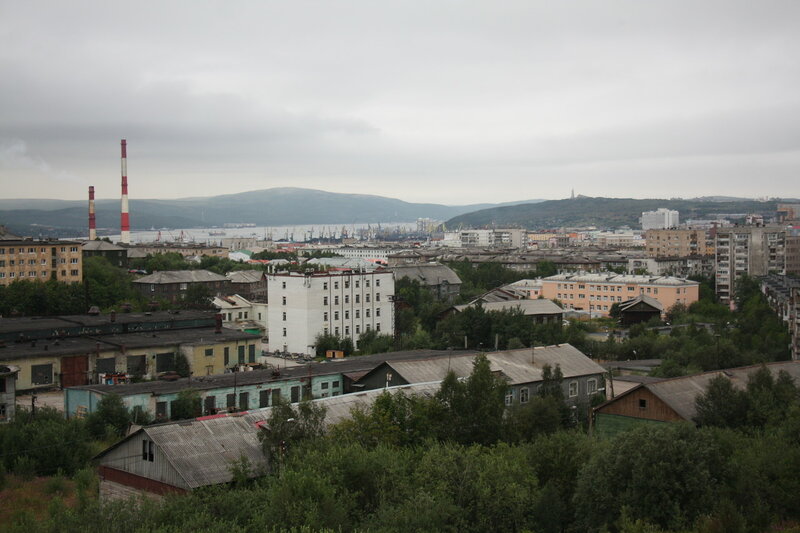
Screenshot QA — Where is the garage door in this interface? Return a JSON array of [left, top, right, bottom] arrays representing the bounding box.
[[61, 356, 89, 387]]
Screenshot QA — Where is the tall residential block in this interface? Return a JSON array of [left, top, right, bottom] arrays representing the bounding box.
[[268, 270, 395, 355], [715, 226, 786, 305], [645, 229, 712, 258]]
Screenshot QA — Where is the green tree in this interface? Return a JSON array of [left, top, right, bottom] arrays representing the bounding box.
[[258, 400, 327, 468], [170, 389, 202, 420], [86, 393, 132, 439]]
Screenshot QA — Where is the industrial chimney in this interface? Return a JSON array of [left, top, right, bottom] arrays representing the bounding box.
[[88, 186, 97, 241], [120, 139, 130, 244]]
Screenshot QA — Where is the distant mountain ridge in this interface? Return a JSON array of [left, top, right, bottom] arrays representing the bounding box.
[[445, 196, 783, 230], [0, 187, 545, 237]]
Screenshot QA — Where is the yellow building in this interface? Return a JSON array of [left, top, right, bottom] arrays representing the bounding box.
[[0, 240, 83, 286], [0, 328, 261, 391], [644, 229, 712, 258]]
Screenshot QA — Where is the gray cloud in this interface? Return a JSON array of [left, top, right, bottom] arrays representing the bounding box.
[[1, 0, 799, 203]]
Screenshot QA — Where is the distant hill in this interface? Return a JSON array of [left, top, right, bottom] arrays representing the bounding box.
[[0, 188, 545, 237], [445, 197, 781, 230]]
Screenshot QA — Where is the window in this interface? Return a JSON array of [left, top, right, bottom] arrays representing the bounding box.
[[332, 381, 340, 388], [366, 294, 370, 302], [260, 390, 271, 408], [376, 279, 380, 287], [345, 310, 350, 319], [282, 328, 287, 337], [156, 352, 176, 373], [568, 381, 578, 397], [335, 327, 340, 336], [505, 390, 514, 406], [323, 296, 328, 305], [321, 382, 329, 390], [224, 347, 230, 366], [638, 398, 647, 409], [282, 311, 287, 321], [156, 402, 168, 420], [40, 258, 46, 265], [355, 325, 360, 334], [282, 281, 286, 289], [227, 394, 236, 409], [282, 296, 287, 305], [323, 282, 328, 290], [587, 379, 597, 394], [376, 323, 381, 332], [248, 344, 256, 363], [324, 312, 328, 321], [366, 309, 371, 318], [239, 392, 249, 410], [345, 295, 349, 304], [142, 439, 154, 462], [335, 296, 339, 305], [355, 280, 359, 288], [31, 364, 53, 385], [375, 293, 380, 301], [204, 396, 217, 414], [345, 326, 350, 335], [238, 345, 245, 364], [334, 311, 339, 320], [290, 386, 300, 403], [70, 246, 78, 252], [376, 308, 380, 317], [355, 310, 360, 318], [334, 282, 339, 289], [205, 348, 214, 357], [345, 280, 350, 289], [70, 270, 79, 276], [520, 387, 529, 403]]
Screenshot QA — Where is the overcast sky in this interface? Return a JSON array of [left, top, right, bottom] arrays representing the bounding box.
[[1, 1, 799, 204]]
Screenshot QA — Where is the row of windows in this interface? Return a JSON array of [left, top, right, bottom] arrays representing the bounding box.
[[319, 293, 381, 306], [0, 269, 78, 279], [0, 257, 75, 266], [321, 322, 382, 337], [504, 378, 598, 405], [0, 246, 78, 254], [322, 308, 381, 321]]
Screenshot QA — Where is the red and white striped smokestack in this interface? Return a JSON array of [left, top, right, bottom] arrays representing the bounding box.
[[120, 139, 130, 244], [88, 186, 97, 241]]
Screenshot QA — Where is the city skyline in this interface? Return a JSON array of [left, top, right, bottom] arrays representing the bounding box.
[[2, 1, 800, 203]]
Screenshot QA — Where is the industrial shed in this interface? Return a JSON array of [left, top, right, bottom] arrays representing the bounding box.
[[95, 382, 441, 500], [355, 344, 606, 406]]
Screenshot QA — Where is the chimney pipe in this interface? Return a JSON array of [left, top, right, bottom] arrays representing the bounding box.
[[120, 139, 130, 244], [215, 313, 222, 334], [88, 186, 97, 240]]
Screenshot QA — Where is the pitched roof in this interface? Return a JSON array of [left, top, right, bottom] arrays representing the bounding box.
[[81, 240, 127, 251], [226, 270, 265, 284], [96, 382, 442, 489], [390, 263, 462, 286], [599, 361, 800, 421], [453, 299, 563, 316], [133, 270, 228, 284], [366, 344, 604, 386], [618, 294, 664, 312]]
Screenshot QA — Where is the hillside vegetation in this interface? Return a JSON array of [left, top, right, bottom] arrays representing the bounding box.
[[445, 196, 779, 229]]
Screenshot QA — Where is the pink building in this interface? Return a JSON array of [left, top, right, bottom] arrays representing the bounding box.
[[540, 272, 699, 317]]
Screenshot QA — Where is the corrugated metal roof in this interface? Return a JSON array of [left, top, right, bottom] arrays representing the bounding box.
[[453, 299, 563, 316], [103, 382, 441, 489], [544, 272, 698, 287], [382, 345, 604, 386], [134, 270, 229, 284], [390, 263, 462, 286], [226, 271, 265, 284], [604, 361, 800, 421], [618, 294, 664, 312]]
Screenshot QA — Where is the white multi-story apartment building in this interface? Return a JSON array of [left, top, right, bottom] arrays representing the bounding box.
[[267, 270, 395, 355], [641, 208, 680, 231]]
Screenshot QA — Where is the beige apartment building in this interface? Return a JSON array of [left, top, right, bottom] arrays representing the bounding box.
[[540, 272, 699, 317], [0, 240, 83, 286], [645, 229, 712, 258]]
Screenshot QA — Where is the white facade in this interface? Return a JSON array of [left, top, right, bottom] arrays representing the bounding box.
[[641, 208, 680, 230], [267, 271, 395, 355]]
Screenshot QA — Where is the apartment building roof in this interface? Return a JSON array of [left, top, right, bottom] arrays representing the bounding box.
[[543, 272, 698, 286], [390, 263, 462, 285], [81, 241, 127, 252], [226, 270, 265, 284], [453, 299, 563, 316]]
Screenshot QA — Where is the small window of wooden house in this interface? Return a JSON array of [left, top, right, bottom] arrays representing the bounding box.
[[639, 398, 647, 409]]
